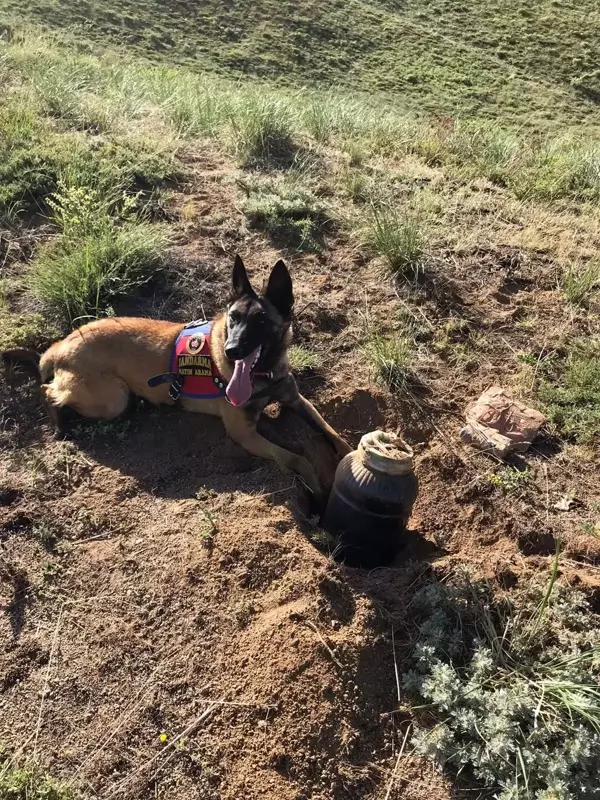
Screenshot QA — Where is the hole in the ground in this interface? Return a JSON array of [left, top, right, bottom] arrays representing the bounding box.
[[0, 514, 33, 537], [0, 489, 21, 507], [497, 568, 519, 590], [320, 390, 388, 440], [517, 529, 556, 556]]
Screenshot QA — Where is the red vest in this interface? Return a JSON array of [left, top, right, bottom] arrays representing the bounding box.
[[170, 321, 226, 399]]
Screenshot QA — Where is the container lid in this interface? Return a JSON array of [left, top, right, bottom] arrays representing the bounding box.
[[358, 430, 414, 475]]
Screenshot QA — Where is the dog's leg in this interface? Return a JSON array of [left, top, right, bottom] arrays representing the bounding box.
[[222, 405, 322, 497], [287, 395, 352, 458]]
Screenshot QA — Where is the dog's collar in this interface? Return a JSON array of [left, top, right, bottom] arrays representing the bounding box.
[[247, 373, 289, 402]]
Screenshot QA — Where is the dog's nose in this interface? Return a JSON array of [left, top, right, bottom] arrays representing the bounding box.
[[225, 343, 244, 360]]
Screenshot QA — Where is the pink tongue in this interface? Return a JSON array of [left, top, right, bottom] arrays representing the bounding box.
[[226, 347, 260, 407]]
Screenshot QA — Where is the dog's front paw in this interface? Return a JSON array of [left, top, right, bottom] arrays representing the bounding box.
[[333, 437, 353, 459], [293, 455, 323, 497]]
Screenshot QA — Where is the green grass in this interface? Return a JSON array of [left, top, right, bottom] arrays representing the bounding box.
[[413, 121, 600, 202], [31, 222, 167, 327], [0, 761, 72, 800], [230, 95, 296, 165], [0, 101, 69, 220], [338, 168, 373, 204], [0, 79, 178, 226], [24, 174, 169, 327], [3, 33, 600, 212], [288, 345, 320, 372], [5, 0, 600, 131], [0, 311, 56, 351], [537, 341, 600, 444]]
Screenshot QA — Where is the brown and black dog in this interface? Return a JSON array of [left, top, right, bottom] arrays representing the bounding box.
[[3, 256, 351, 497]]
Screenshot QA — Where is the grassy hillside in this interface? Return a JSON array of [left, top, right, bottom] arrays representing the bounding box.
[[2, 0, 600, 129]]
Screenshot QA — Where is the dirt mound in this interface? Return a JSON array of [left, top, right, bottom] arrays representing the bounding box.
[[0, 388, 451, 799]]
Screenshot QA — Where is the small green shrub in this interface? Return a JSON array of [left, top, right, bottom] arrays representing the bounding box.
[[45, 179, 147, 238], [242, 175, 331, 252], [0, 761, 72, 800], [364, 207, 426, 277], [537, 340, 600, 443], [0, 312, 56, 351], [198, 509, 218, 544], [403, 570, 600, 799], [561, 261, 600, 306], [30, 178, 169, 326], [484, 466, 532, 494], [364, 329, 414, 392]]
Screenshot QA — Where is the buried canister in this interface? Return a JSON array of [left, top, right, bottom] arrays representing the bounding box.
[[322, 430, 418, 568]]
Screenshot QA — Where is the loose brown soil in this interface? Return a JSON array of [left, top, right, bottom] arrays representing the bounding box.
[[1, 148, 600, 800]]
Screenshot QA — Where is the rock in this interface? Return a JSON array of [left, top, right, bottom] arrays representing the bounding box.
[[461, 385, 545, 459]]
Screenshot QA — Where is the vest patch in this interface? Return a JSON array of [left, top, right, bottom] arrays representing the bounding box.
[[171, 321, 226, 399]]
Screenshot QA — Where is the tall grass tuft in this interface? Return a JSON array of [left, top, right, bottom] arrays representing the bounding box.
[[364, 328, 414, 393], [31, 224, 167, 326], [365, 207, 426, 277], [230, 95, 296, 164], [30, 182, 167, 326], [561, 260, 600, 306], [151, 70, 231, 136]]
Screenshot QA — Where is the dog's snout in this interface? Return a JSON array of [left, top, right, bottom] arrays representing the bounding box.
[[225, 342, 244, 360]]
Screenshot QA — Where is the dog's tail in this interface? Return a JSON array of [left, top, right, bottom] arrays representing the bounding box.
[[2, 348, 42, 380]]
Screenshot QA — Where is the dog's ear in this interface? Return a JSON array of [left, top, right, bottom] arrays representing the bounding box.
[[231, 255, 256, 299], [265, 259, 293, 318]]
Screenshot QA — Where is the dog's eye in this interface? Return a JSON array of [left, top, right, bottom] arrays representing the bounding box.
[[229, 311, 241, 324], [256, 315, 267, 325]]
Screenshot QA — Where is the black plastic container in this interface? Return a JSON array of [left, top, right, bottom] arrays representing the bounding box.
[[322, 431, 418, 568]]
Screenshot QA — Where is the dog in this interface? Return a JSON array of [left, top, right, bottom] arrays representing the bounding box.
[[3, 256, 351, 498]]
